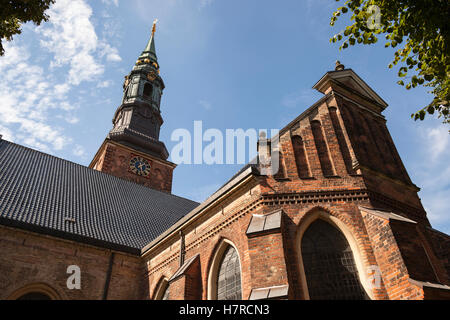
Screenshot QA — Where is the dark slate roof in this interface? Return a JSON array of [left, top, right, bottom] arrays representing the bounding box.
[[0, 139, 199, 254]]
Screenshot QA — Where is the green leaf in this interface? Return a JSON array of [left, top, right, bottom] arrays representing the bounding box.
[[419, 110, 426, 120], [328, 0, 449, 125]]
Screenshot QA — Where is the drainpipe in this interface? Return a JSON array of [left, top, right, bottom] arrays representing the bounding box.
[[179, 231, 185, 268], [102, 252, 115, 300]]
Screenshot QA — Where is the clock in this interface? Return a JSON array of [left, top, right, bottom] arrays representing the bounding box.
[[129, 156, 151, 177]]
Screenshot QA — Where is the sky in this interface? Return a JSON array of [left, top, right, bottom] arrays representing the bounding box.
[[0, 0, 448, 234]]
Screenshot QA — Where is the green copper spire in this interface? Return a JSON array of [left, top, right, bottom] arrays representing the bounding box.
[[137, 19, 159, 68]]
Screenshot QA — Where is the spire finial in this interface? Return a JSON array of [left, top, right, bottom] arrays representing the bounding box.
[[152, 19, 158, 37], [137, 19, 159, 66], [335, 60, 345, 71]]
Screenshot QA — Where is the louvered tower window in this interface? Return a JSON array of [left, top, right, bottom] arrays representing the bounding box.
[[301, 219, 369, 300], [217, 246, 242, 300], [143, 83, 153, 98]]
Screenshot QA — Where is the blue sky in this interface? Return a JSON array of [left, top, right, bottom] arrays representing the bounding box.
[[0, 0, 448, 234]]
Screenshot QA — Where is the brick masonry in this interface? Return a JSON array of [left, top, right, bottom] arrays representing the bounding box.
[[90, 140, 175, 193], [0, 226, 146, 300], [142, 73, 450, 300], [1, 68, 449, 300]]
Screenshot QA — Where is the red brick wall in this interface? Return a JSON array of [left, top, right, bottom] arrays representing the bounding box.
[[91, 141, 174, 193], [141, 89, 449, 301], [247, 232, 289, 290], [0, 226, 145, 300], [165, 257, 202, 300], [360, 212, 424, 299], [143, 181, 394, 300], [389, 220, 438, 283], [3, 72, 446, 301], [424, 228, 450, 284], [145, 182, 262, 300]]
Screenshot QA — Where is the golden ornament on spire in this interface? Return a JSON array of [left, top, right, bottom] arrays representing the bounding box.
[[152, 19, 158, 37]]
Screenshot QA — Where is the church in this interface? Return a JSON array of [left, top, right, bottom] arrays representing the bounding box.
[[0, 24, 449, 300]]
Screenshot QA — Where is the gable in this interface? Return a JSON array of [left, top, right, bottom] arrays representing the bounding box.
[[313, 69, 388, 109]]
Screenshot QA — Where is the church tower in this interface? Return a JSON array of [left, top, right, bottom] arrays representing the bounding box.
[[90, 21, 175, 193]]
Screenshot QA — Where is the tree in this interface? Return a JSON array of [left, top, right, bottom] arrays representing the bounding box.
[[0, 0, 55, 56], [330, 0, 449, 125]]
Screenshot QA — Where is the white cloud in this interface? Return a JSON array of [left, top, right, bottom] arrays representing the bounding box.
[[0, 44, 72, 151], [0, 125, 14, 141], [97, 80, 114, 88], [99, 43, 122, 62], [38, 0, 106, 85], [199, 100, 212, 110], [427, 127, 449, 161], [73, 145, 87, 158], [0, 0, 122, 157], [199, 0, 214, 9], [101, 0, 119, 6], [411, 124, 450, 233]]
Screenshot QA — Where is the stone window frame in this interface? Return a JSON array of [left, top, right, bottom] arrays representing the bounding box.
[[207, 239, 243, 300], [295, 210, 375, 300], [153, 277, 170, 300], [7, 283, 62, 300]]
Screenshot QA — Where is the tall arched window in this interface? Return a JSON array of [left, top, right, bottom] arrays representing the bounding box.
[[301, 219, 368, 300], [291, 135, 310, 178], [217, 246, 242, 300], [310, 120, 335, 176]]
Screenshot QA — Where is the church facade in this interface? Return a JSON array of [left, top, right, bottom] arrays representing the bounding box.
[[0, 27, 449, 300]]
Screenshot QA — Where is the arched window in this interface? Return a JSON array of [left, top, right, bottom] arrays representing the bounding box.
[[161, 285, 170, 300], [17, 292, 52, 300], [301, 219, 368, 300], [143, 83, 153, 99], [291, 135, 310, 178], [310, 120, 335, 176], [7, 283, 61, 300], [217, 246, 242, 300], [154, 278, 170, 300]]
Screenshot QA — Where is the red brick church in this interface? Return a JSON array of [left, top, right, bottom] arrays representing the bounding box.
[[0, 27, 449, 300]]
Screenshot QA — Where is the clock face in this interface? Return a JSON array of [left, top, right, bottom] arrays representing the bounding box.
[[129, 156, 151, 177]]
